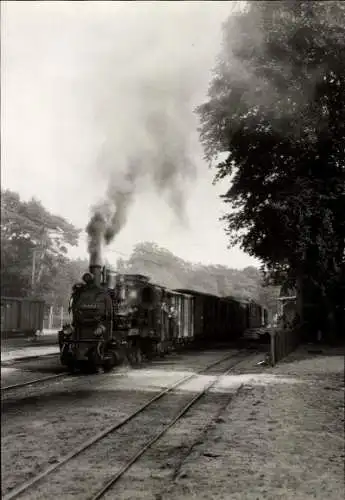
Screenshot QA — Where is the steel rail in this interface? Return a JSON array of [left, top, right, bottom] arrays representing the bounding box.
[[3, 350, 244, 500], [90, 355, 247, 500], [1, 373, 68, 393]]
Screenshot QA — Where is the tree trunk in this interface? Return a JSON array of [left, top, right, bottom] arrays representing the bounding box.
[[295, 272, 305, 339]]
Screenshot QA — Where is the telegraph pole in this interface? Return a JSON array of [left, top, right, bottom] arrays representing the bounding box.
[[31, 233, 48, 294], [31, 250, 36, 294], [31, 249, 40, 295]]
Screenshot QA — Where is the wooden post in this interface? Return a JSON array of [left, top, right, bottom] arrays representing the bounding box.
[[48, 306, 53, 329], [31, 250, 37, 294], [270, 329, 276, 366], [60, 306, 64, 329]]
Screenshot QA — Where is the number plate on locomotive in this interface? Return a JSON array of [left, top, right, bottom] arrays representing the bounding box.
[[128, 328, 139, 336]]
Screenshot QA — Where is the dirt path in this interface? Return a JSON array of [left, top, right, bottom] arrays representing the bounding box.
[[158, 346, 345, 500], [3, 346, 343, 500]]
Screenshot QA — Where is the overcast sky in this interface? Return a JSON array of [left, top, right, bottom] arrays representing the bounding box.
[[1, 0, 260, 269]]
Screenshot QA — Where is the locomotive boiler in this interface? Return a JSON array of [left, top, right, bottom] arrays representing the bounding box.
[[59, 264, 122, 372]]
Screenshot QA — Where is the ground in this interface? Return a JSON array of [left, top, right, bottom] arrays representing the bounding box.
[[1, 330, 58, 362], [159, 346, 345, 500], [1, 345, 344, 499]]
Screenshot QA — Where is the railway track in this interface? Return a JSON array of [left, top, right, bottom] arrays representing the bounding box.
[[1, 373, 68, 393], [1, 353, 68, 393], [4, 349, 254, 500]]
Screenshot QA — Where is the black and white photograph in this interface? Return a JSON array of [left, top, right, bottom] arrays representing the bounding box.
[[1, 1, 344, 499]]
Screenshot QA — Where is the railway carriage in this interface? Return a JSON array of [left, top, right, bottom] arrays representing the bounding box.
[[247, 300, 265, 329], [170, 291, 194, 346], [174, 289, 241, 344], [174, 289, 208, 343], [222, 296, 248, 338]]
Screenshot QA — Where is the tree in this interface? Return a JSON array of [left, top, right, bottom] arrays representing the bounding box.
[[1, 189, 80, 299], [125, 242, 187, 289], [114, 241, 278, 317], [43, 258, 89, 308], [197, 1, 345, 341]]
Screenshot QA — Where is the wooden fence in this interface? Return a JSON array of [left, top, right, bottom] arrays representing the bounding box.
[[270, 328, 300, 365], [43, 306, 71, 331]]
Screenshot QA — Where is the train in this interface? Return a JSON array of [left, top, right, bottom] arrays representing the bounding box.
[[1, 296, 45, 337], [58, 263, 268, 373]]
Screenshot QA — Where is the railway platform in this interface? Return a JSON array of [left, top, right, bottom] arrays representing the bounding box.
[[1, 329, 59, 362]]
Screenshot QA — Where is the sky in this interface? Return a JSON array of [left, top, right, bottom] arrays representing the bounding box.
[[1, 0, 261, 270]]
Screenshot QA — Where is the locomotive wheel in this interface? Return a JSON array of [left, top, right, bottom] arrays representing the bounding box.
[[103, 353, 116, 372], [61, 348, 76, 373], [66, 362, 76, 374], [135, 347, 143, 365], [127, 346, 142, 366], [80, 360, 98, 374], [126, 348, 137, 366], [138, 340, 149, 360], [143, 347, 153, 361]]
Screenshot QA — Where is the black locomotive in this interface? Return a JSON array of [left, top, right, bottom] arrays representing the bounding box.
[[58, 264, 182, 372]]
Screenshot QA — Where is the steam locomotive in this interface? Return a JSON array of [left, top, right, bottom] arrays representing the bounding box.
[[58, 263, 268, 373], [59, 264, 189, 372]]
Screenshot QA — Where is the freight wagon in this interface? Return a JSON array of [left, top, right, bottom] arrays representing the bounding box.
[[0, 296, 45, 337]]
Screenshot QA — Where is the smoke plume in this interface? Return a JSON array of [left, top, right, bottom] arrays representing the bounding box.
[[85, 2, 233, 266]]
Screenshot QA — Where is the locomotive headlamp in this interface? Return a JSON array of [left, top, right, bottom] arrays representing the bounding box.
[[94, 324, 106, 337], [82, 273, 94, 284], [129, 290, 138, 300]]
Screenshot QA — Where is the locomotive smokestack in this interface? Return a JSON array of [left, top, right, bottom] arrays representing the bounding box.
[[86, 211, 107, 275], [89, 264, 102, 287]]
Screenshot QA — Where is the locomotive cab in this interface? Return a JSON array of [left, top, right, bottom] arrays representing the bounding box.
[[112, 274, 162, 362]]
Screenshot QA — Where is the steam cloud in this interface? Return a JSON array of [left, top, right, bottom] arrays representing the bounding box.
[[86, 90, 195, 266], [85, 3, 232, 266]]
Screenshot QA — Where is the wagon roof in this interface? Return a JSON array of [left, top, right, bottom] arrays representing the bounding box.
[[170, 290, 194, 298], [118, 274, 150, 282], [1, 296, 45, 303], [173, 288, 221, 299], [224, 295, 261, 305], [222, 295, 244, 304]]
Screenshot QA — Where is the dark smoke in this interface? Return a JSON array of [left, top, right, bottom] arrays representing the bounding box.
[[86, 211, 108, 267], [87, 159, 139, 265], [84, 3, 234, 265], [85, 80, 199, 265], [103, 160, 139, 244]]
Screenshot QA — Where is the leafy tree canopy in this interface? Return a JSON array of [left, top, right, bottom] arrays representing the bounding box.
[[1, 189, 81, 299], [197, 1, 345, 339], [114, 241, 279, 318]]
